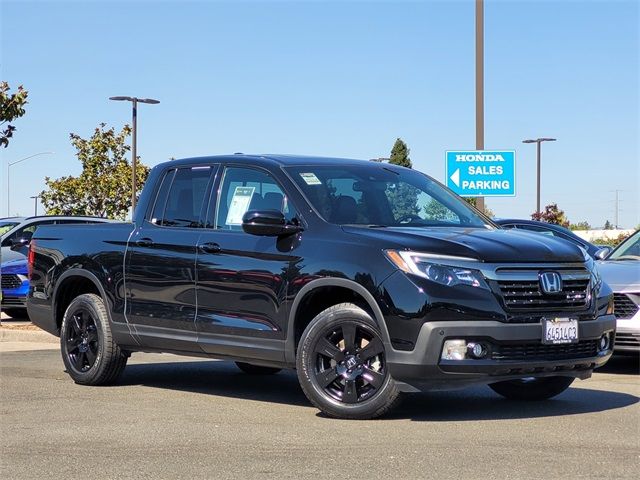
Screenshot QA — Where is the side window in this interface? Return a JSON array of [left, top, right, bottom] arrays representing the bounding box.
[[150, 167, 212, 228], [518, 225, 555, 236], [2, 221, 52, 245], [214, 167, 297, 231]]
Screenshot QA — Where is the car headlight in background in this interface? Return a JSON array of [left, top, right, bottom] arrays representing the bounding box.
[[384, 250, 489, 289]]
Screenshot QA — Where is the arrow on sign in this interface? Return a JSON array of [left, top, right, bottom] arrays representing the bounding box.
[[450, 168, 460, 187]]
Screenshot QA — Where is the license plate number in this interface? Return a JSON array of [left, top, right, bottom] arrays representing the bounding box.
[[543, 318, 579, 344]]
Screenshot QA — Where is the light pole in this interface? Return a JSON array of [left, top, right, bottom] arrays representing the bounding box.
[[109, 96, 160, 213], [475, 0, 485, 213], [522, 138, 556, 215], [30, 195, 41, 216], [6, 151, 54, 216]]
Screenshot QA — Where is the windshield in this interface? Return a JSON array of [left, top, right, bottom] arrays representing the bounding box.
[[608, 230, 640, 261], [286, 164, 492, 228], [0, 221, 20, 238]]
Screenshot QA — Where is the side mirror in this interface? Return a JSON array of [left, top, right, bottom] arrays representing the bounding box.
[[595, 246, 613, 260], [242, 210, 302, 237], [9, 237, 31, 250]]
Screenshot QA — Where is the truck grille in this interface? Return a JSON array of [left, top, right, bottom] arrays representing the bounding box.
[[1, 296, 26, 306], [491, 340, 598, 361], [497, 278, 590, 311], [613, 293, 639, 319], [1, 274, 22, 289], [615, 333, 640, 350]]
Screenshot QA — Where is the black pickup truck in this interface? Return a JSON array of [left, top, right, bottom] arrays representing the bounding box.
[[28, 154, 616, 419]]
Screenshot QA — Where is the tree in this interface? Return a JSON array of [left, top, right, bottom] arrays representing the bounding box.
[[40, 123, 150, 219], [569, 221, 591, 231], [531, 203, 570, 227], [386, 138, 419, 219], [389, 138, 412, 168], [0, 81, 29, 148], [603, 220, 614, 230]]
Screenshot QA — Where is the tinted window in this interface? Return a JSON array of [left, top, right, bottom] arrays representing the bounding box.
[[1, 220, 55, 246], [0, 221, 20, 237], [151, 167, 212, 228], [214, 167, 297, 230], [516, 225, 555, 237], [286, 165, 489, 228]]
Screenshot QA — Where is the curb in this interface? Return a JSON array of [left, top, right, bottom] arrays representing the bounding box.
[[0, 328, 59, 344]]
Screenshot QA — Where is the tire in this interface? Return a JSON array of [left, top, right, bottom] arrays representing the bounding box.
[[489, 376, 575, 401], [3, 308, 29, 319], [235, 362, 282, 375], [296, 303, 400, 420], [60, 293, 128, 386]]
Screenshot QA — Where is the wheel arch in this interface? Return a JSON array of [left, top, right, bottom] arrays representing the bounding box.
[[285, 278, 391, 364], [52, 269, 112, 333]]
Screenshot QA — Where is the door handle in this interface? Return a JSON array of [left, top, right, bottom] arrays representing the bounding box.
[[199, 242, 221, 254], [136, 237, 154, 248]]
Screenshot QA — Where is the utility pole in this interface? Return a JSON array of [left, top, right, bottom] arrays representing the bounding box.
[[475, 0, 485, 214], [613, 190, 622, 229]]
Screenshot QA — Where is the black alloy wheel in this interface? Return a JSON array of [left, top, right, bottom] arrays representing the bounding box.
[[297, 303, 400, 419], [64, 308, 100, 373], [60, 293, 128, 385], [312, 322, 386, 404]]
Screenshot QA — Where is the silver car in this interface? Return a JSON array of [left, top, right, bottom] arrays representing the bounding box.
[[597, 230, 640, 354]]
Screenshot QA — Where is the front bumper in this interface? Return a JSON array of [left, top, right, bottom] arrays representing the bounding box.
[[614, 316, 640, 353], [386, 314, 616, 392]]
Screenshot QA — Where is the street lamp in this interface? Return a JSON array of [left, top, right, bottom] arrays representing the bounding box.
[[522, 137, 557, 215], [6, 151, 54, 216], [109, 96, 160, 212], [30, 195, 41, 216]]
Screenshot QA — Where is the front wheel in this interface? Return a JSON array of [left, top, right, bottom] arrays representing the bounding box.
[[296, 303, 400, 420], [489, 376, 575, 401], [60, 293, 128, 385]]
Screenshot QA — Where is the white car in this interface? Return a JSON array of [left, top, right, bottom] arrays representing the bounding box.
[[598, 230, 640, 354]]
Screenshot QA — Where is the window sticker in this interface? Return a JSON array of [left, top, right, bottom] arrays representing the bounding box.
[[300, 172, 322, 185], [225, 186, 255, 225]]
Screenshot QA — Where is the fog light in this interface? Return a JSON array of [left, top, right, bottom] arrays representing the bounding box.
[[441, 340, 467, 360], [599, 334, 610, 351], [467, 342, 488, 359]]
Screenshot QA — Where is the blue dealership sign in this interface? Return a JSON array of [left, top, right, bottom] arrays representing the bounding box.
[[445, 150, 516, 197]]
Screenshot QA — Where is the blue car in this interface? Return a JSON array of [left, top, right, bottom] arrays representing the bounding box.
[[1, 258, 29, 318]]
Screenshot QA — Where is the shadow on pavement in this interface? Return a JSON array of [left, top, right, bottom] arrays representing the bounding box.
[[596, 354, 639, 375], [119, 359, 638, 421]]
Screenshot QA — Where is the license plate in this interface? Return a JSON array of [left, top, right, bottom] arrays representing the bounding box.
[[543, 317, 579, 344]]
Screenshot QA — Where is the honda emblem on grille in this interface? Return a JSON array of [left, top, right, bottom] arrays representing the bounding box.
[[539, 271, 563, 294]]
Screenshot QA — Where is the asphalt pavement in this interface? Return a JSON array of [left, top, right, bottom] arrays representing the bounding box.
[[1, 338, 638, 479]]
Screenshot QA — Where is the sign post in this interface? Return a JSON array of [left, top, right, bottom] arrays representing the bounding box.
[[446, 150, 516, 197]]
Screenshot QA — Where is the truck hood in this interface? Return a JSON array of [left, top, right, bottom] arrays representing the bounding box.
[[596, 260, 640, 291], [341, 226, 585, 263]]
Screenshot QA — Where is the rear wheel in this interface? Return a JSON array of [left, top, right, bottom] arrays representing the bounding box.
[[296, 303, 400, 420], [235, 362, 282, 375], [60, 293, 127, 385], [489, 376, 575, 401]]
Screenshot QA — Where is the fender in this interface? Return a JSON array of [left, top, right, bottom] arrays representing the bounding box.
[[284, 277, 392, 364], [52, 268, 136, 344]]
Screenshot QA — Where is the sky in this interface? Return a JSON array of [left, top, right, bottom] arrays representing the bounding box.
[[1, 0, 638, 228]]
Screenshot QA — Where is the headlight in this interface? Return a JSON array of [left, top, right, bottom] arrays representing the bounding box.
[[384, 250, 489, 289]]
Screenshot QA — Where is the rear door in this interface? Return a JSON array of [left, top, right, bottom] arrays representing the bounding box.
[[125, 165, 216, 351]]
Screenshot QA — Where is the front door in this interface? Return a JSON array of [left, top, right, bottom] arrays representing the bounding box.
[[195, 165, 303, 362], [125, 165, 216, 351]]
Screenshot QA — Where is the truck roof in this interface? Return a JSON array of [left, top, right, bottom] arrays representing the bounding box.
[[165, 154, 379, 169]]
